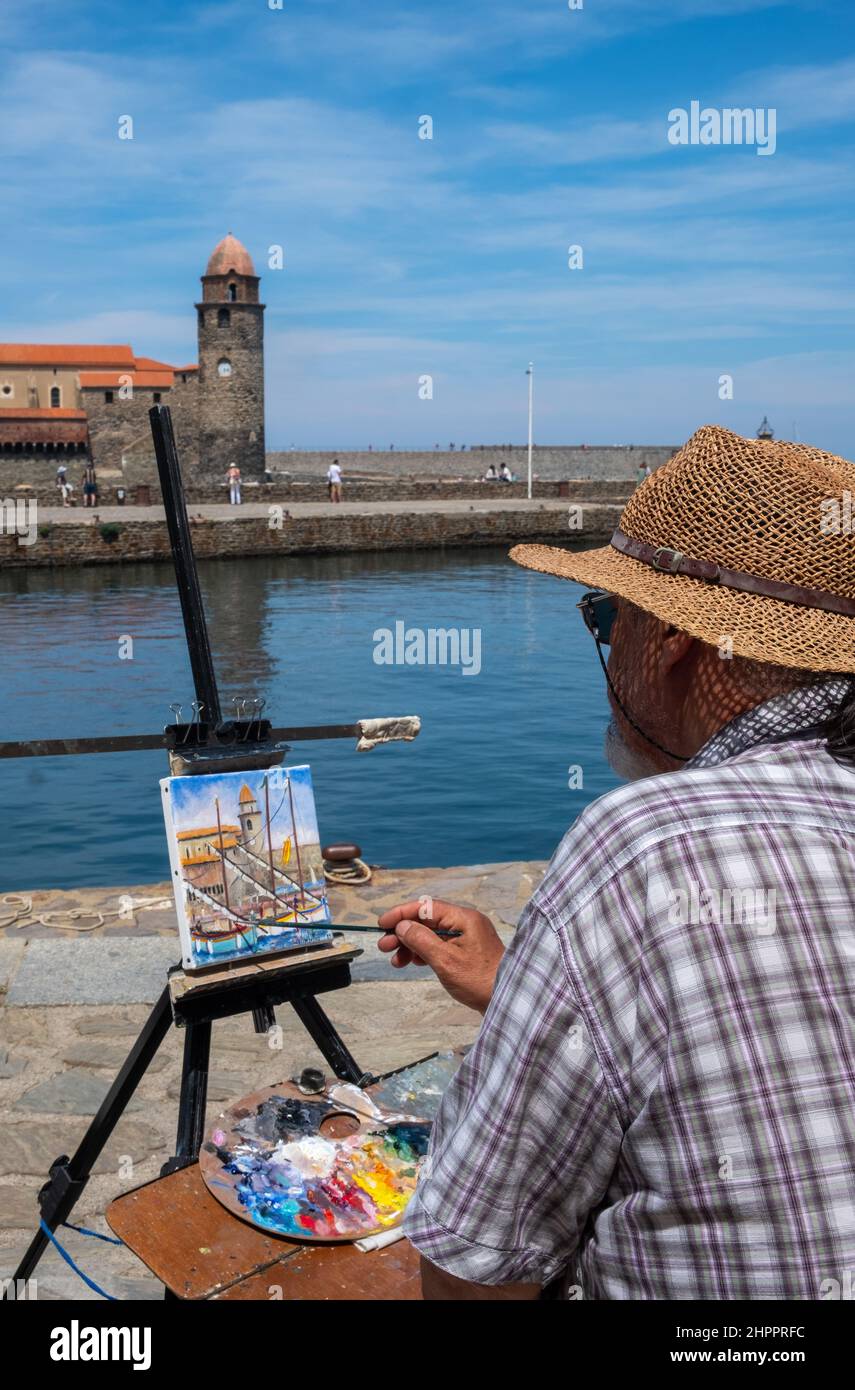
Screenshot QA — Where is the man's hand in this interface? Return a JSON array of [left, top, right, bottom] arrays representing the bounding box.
[[376, 898, 505, 1013]]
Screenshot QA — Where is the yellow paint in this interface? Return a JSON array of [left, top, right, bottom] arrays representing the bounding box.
[[347, 1143, 414, 1223]]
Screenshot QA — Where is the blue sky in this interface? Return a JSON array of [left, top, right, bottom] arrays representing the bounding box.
[[166, 765, 321, 848], [2, 0, 853, 452]]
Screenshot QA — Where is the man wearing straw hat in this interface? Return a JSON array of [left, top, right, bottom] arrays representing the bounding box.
[[379, 425, 855, 1301]]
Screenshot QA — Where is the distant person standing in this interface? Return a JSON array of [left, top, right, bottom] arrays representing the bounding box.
[[327, 459, 343, 503], [636, 462, 652, 487], [56, 463, 72, 506], [81, 462, 97, 508], [227, 463, 242, 505]]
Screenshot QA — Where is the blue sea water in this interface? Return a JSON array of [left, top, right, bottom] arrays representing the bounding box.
[[0, 546, 621, 892]]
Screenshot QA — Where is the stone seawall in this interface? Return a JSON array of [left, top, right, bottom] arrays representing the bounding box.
[[188, 478, 634, 506], [0, 501, 621, 569], [4, 477, 635, 509]]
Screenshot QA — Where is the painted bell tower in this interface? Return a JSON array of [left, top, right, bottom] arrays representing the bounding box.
[[238, 782, 261, 849], [196, 234, 265, 478]]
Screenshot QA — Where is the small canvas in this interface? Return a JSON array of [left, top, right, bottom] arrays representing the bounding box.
[[160, 764, 333, 972]]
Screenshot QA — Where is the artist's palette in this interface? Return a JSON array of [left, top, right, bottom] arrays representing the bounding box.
[[200, 1054, 460, 1243]]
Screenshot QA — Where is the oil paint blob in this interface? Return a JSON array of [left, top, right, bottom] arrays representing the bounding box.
[[201, 1055, 462, 1242], [201, 1094, 435, 1240]]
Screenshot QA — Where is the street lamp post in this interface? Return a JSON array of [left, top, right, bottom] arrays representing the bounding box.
[[526, 362, 534, 500]]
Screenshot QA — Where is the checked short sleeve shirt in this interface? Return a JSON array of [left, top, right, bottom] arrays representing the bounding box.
[[404, 707, 855, 1299]]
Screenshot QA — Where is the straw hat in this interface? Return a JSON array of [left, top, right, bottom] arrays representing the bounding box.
[[510, 425, 855, 672]]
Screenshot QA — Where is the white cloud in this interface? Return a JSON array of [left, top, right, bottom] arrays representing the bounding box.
[[741, 55, 855, 128], [482, 118, 663, 166], [0, 11, 851, 457]]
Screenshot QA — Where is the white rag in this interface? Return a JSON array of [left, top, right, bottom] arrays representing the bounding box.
[[356, 716, 421, 752]]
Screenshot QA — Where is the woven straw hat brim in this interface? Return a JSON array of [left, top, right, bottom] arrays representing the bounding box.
[[509, 541, 855, 673]]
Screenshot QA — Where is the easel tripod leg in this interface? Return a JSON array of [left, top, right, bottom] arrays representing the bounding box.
[[159, 1020, 214, 1301], [163, 1021, 212, 1174], [7, 986, 173, 1294], [290, 995, 372, 1086]]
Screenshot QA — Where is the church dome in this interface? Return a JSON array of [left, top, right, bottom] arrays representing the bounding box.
[[205, 234, 256, 278]]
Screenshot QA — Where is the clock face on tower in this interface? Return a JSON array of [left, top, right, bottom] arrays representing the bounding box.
[[218, 358, 232, 377]]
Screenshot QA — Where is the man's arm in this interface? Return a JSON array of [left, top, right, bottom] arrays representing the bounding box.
[[401, 903, 624, 1292]]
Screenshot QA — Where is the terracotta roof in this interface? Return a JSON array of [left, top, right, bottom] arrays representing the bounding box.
[[177, 825, 240, 841], [0, 344, 135, 368], [131, 357, 196, 374], [239, 783, 256, 804], [0, 407, 87, 419], [133, 356, 176, 371], [205, 233, 256, 278], [0, 346, 198, 382], [79, 370, 175, 389]]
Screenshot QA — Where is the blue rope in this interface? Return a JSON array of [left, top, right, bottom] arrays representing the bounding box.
[[61, 1220, 124, 1246], [39, 1218, 117, 1300]]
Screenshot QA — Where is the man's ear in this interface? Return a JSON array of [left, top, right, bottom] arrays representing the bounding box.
[[661, 624, 696, 674]]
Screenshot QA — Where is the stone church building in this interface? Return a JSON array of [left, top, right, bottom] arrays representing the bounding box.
[[0, 233, 265, 484]]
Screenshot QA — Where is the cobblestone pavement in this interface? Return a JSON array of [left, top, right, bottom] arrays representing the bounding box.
[[0, 859, 544, 1299]]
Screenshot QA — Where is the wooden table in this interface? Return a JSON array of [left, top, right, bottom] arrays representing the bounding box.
[[108, 1164, 422, 1300], [107, 1051, 463, 1299]]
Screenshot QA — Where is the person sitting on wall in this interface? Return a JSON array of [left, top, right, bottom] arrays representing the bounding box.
[[483, 464, 498, 482], [377, 424, 855, 1303], [499, 463, 513, 483]]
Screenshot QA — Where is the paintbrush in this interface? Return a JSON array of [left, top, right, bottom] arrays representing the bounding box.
[[332, 922, 462, 940], [254, 918, 462, 939]]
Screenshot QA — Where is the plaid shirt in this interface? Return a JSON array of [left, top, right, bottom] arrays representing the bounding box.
[[405, 707, 855, 1299]]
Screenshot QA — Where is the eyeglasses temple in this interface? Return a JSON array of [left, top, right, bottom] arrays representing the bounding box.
[[591, 637, 690, 763]]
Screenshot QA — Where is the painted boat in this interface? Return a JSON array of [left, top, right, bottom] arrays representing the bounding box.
[[263, 893, 329, 926], [190, 918, 259, 956]]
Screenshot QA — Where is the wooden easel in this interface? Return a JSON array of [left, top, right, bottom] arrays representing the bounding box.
[[7, 406, 392, 1297]]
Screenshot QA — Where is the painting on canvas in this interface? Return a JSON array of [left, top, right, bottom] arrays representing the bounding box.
[[160, 764, 333, 972]]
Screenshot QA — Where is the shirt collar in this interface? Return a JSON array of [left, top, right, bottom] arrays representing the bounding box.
[[687, 678, 853, 770]]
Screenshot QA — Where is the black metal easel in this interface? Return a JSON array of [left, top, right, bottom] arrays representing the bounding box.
[[7, 406, 379, 1295]]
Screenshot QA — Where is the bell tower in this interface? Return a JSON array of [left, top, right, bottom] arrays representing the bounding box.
[[196, 234, 265, 478], [238, 782, 262, 853]]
